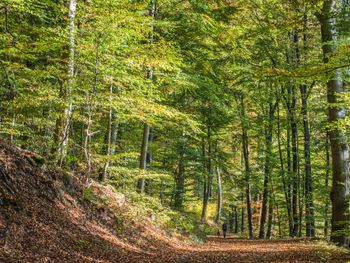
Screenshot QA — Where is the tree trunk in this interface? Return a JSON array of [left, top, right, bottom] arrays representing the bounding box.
[[259, 102, 275, 239], [324, 134, 331, 238], [101, 82, 114, 181], [137, 0, 157, 193], [59, 0, 76, 165], [291, 84, 299, 237], [137, 124, 150, 193], [174, 138, 185, 210], [266, 195, 273, 239], [277, 103, 293, 236], [234, 206, 239, 233], [200, 179, 210, 224], [318, 0, 350, 246], [300, 84, 315, 237], [110, 122, 119, 156], [271, 181, 283, 238], [240, 95, 254, 238], [145, 128, 154, 194], [215, 166, 223, 223], [200, 128, 213, 224], [84, 96, 93, 184], [241, 193, 245, 233], [229, 210, 234, 232]]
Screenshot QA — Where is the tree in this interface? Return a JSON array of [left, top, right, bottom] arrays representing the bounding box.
[[317, 0, 350, 246]]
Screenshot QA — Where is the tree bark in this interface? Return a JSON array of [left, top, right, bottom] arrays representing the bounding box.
[[240, 95, 254, 238], [259, 102, 275, 239], [137, 124, 150, 193], [318, 0, 350, 246], [101, 82, 114, 181], [277, 103, 293, 236], [200, 128, 213, 224], [59, 0, 76, 165], [241, 193, 245, 233], [137, 0, 157, 193], [300, 84, 315, 237], [291, 84, 299, 237], [174, 137, 185, 210], [145, 128, 154, 194], [266, 195, 273, 239], [234, 206, 239, 233], [324, 134, 331, 238], [215, 166, 223, 223]]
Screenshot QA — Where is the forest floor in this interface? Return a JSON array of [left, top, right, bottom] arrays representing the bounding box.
[[171, 236, 350, 263], [0, 139, 349, 263]]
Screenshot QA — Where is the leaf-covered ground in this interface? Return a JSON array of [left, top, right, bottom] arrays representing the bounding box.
[[170, 237, 350, 263], [0, 139, 349, 263]]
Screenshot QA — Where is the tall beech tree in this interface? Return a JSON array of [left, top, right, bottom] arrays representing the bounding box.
[[317, 0, 350, 246]]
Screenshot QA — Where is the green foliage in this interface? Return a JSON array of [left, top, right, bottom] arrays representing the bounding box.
[[83, 187, 94, 202], [121, 189, 215, 240]]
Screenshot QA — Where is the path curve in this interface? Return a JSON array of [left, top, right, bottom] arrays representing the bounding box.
[[169, 236, 349, 263]]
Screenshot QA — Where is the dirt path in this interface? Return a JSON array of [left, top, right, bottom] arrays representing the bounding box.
[[169, 236, 350, 263]]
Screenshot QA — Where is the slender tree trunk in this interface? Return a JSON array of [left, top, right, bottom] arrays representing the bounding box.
[[137, 0, 157, 193], [235, 206, 239, 233], [215, 166, 223, 223], [229, 210, 234, 232], [259, 102, 275, 239], [200, 178, 210, 224], [200, 139, 207, 224], [101, 82, 113, 181], [318, 0, 350, 246], [292, 32, 305, 239], [59, 0, 76, 165], [110, 122, 119, 156], [137, 124, 150, 193], [241, 193, 245, 233], [300, 84, 315, 237], [174, 138, 185, 210], [271, 181, 283, 238], [277, 104, 293, 236], [266, 195, 273, 239], [291, 84, 299, 237], [259, 145, 269, 238], [200, 128, 212, 224], [240, 95, 254, 238], [286, 110, 294, 237], [298, 138, 303, 238], [145, 128, 154, 194], [324, 134, 331, 238], [84, 96, 93, 184], [10, 114, 15, 143]]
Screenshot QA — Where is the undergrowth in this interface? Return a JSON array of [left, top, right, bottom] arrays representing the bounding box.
[[82, 181, 215, 244], [120, 189, 214, 243]]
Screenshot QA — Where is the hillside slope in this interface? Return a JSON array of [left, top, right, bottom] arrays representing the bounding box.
[[0, 140, 187, 263]]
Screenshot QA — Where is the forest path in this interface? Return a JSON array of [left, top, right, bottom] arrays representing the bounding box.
[[170, 236, 349, 263]]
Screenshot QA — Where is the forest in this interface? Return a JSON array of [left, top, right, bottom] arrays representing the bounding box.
[[1, 0, 350, 262]]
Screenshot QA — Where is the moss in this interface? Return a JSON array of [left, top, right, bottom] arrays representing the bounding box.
[[26, 154, 45, 166], [83, 187, 94, 202], [75, 239, 91, 248], [32, 154, 45, 165], [115, 216, 125, 235], [26, 156, 36, 166]]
